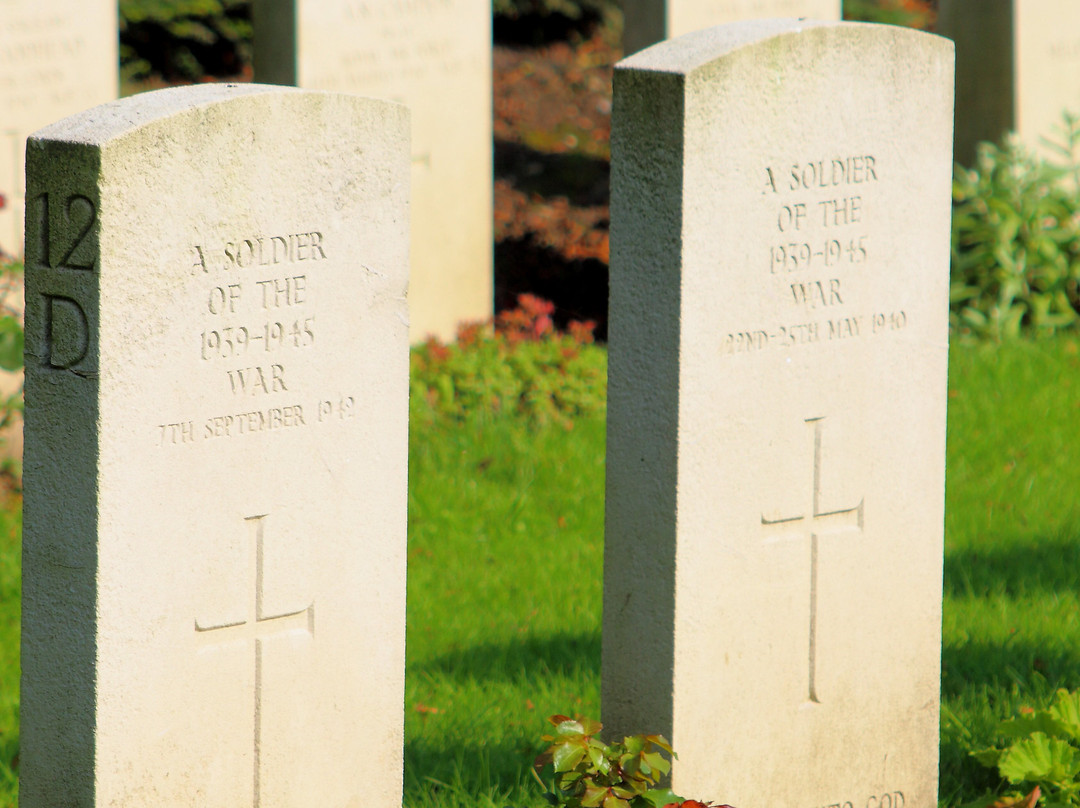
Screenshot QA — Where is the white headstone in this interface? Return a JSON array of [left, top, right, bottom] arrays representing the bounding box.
[[253, 0, 492, 342], [622, 0, 841, 56], [0, 0, 117, 257], [938, 0, 1080, 164], [20, 84, 410, 807], [603, 20, 952, 808]]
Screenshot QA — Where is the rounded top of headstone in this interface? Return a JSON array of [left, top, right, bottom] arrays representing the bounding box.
[[28, 84, 284, 147], [617, 18, 951, 75], [27, 83, 405, 148]]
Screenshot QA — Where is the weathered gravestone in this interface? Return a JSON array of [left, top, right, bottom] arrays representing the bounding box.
[[603, 20, 952, 808], [938, 0, 1080, 165], [20, 84, 409, 807], [0, 0, 117, 257], [622, 0, 841, 56], [252, 0, 491, 342]]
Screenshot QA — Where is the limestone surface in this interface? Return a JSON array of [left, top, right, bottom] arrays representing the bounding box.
[[604, 20, 953, 808], [253, 0, 492, 342], [21, 83, 410, 807]]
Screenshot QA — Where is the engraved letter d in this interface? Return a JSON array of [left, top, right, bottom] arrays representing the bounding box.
[[43, 294, 90, 369]]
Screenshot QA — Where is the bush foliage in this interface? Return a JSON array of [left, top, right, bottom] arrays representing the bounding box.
[[842, 0, 934, 28], [491, 0, 615, 23], [119, 0, 252, 82], [950, 115, 1080, 340], [410, 295, 606, 429]]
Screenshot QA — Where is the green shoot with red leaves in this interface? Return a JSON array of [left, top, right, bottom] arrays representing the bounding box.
[[531, 715, 734, 808]]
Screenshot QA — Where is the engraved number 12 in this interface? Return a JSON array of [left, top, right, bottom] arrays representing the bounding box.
[[29, 192, 97, 270]]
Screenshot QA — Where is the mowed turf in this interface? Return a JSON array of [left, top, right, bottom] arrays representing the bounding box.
[[0, 338, 1079, 807], [405, 411, 605, 808], [0, 503, 17, 808], [940, 336, 1080, 805]]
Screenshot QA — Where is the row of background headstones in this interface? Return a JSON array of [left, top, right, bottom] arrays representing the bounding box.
[[2, 0, 847, 465], [3, 0, 1073, 468], [18, 17, 952, 806], [6, 0, 1080, 306]]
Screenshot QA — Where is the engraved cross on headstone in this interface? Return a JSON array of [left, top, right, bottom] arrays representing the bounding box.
[[760, 416, 864, 704], [195, 514, 315, 808]]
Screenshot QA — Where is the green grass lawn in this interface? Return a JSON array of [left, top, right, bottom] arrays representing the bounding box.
[[940, 337, 1080, 805], [0, 337, 1078, 807], [0, 502, 17, 808], [405, 412, 605, 807]]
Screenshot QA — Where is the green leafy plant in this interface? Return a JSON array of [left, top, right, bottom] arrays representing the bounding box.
[[0, 263, 22, 376], [842, 0, 933, 28], [410, 295, 605, 429], [950, 114, 1080, 340], [531, 715, 732, 808], [492, 0, 616, 23], [971, 688, 1080, 807], [0, 261, 23, 459], [119, 0, 252, 82]]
